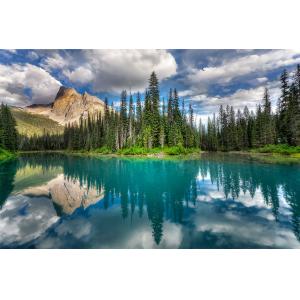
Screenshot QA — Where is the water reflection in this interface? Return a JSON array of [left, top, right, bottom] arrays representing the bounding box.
[[0, 153, 299, 248]]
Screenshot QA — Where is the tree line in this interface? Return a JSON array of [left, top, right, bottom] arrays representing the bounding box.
[[200, 65, 300, 151], [0, 103, 18, 151], [2, 67, 300, 152]]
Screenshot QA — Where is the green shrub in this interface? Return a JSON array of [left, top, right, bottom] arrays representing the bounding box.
[[0, 148, 15, 161], [117, 147, 148, 155], [163, 145, 186, 155], [94, 146, 200, 156], [94, 146, 113, 154], [254, 144, 300, 155]]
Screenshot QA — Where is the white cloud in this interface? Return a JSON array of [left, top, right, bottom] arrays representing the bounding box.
[[0, 63, 61, 106], [27, 51, 40, 61], [256, 77, 268, 83], [190, 79, 281, 123], [41, 52, 68, 71], [42, 49, 177, 93], [186, 49, 300, 94], [63, 66, 94, 84]]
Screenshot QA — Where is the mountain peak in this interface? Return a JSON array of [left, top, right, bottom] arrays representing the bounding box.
[[24, 86, 106, 125], [55, 86, 79, 101]]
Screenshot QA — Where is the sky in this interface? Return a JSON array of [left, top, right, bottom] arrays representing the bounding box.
[[1, 49, 300, 123]]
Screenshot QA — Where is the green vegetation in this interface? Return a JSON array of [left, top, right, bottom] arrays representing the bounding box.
[[117, 146, 199, 156], [252, 144, 300, 155], [0, 148, 15, 161], [94, 146, 113, 154], [11, 108, 63, 136], [75, 146, 200, 157], [0, 103, 18, 161]]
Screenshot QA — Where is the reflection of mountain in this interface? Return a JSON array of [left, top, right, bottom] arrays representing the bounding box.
[[1, 154, 105, 216], [23, 174, 105, 215], [13, 165, 62, 193], [62, 157, 200, 244]]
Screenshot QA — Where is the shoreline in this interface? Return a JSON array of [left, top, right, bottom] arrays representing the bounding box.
[[16, 149, 300, 164]]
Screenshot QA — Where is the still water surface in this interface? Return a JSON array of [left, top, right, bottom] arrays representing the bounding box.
[[0, 153, 300, 248]]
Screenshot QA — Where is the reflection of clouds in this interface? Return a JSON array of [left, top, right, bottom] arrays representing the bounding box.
[[56, 219, 92, 239], [196, 177, 272, 209], [190, 201, 300, 248], [0, 195, 58, 246], [34, 206, 183, 249], [126, 222, 182, 249]]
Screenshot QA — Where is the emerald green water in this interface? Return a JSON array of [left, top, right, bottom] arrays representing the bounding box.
[[0, 153, 300, 248]]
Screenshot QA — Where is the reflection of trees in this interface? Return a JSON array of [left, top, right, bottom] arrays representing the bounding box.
[[198, 155, 300, 240], [18, 153, 65, 171], [0, 159, 18, 207], [61, 157, 199, 245], [282, 172, 300, 241], [6, 153, 300, 245]]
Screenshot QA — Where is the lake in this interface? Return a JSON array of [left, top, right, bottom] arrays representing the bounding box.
[[0, 153, 300, 248]]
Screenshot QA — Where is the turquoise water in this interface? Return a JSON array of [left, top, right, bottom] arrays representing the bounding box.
[[0, 153, 300, 248]]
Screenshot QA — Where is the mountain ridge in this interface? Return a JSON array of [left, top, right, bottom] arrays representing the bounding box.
[[23, 86, 106, 125]]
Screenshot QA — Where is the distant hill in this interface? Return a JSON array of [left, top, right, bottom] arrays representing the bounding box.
[[11, 107, 64, 136]]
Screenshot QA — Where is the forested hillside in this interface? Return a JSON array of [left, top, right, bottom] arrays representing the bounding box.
[[11, 108, 63, 136]]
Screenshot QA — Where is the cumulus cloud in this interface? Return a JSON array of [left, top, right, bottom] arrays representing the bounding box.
[[41, 51, 68, 71], [188, 79, 281, 123], [0, 194, 58, 246], [186, 49, 300, 95], [0, 63, 61, 106], [42, 49, 177, 93]]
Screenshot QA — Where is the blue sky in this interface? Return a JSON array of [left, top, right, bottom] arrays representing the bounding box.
[[1, 49, 300, 122]]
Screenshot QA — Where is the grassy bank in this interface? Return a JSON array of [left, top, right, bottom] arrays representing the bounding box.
[[223, 144, 300, 164], [71, 146, 201, 158], [16, 144, 300, 164], [0, 148, 16, 162], [250, 144, 300, 157]]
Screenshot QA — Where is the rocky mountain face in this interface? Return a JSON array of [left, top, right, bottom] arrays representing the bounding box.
[[24, 86, 106, 125]]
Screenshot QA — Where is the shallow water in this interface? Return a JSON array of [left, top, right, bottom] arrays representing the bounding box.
[[0, 153, 300, 248]]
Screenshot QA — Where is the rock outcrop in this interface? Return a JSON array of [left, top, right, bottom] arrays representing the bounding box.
[[24, 86, 106, 125]]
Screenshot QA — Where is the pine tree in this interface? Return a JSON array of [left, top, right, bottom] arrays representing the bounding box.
[[160, 98, 166, 147], [287, 82, 299, 145], [277, 69, 290, 143], [119, 90, 128, 148], [295, 65, 300, 145], [143, 90, 153, 148], [136, 92, 142, 138], [262, 87, 275, 145], [128, 93, 134, 146], [148, 72, 161, 147], [0, 103, 18, 151]]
